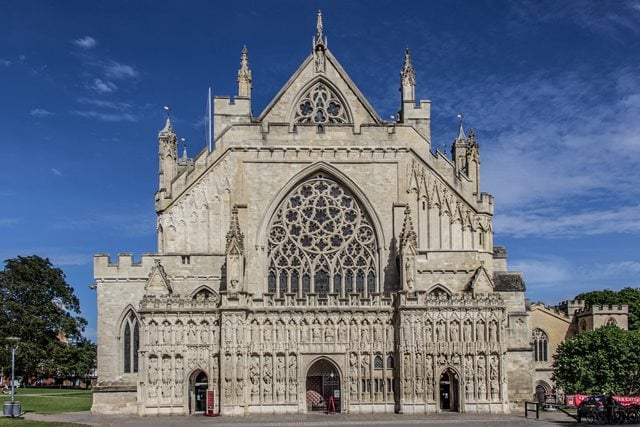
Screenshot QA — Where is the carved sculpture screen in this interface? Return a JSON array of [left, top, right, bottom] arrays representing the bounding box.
[[267, 174, 378, 297]]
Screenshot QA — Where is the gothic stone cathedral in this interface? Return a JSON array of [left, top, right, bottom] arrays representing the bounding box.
[[92, 13, 533, 416]]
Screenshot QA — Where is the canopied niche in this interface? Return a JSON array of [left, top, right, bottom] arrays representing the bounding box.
[[266, 174, 378, 297]]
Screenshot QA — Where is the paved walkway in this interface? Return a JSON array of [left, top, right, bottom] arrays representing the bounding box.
[[24, 410, 575, 426]]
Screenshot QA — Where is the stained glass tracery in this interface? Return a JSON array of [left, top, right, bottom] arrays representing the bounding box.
[[267, 174, 377, 297], [293, 83, 349, 125]]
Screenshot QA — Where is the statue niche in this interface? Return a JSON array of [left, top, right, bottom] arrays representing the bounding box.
[[225, 205, 245, 293]]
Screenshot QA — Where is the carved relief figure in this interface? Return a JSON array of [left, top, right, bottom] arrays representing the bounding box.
[[489, 320, 498, 342], [425, 321, 433, 342], [250, 357, 260, 403], [288, 356, 297, 399], [450, 321, 459, 342], [463, 320, 472, 342], [175, 356, 184, 398], [436, 321, 445, 342], [476, 321, 485, 342]]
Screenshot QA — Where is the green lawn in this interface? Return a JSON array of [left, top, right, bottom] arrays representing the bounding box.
[[1, 388, 92, 414], [0, 420, 88, 427]]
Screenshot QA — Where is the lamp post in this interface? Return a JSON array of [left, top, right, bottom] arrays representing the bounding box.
[[3, 337, 20, 418]]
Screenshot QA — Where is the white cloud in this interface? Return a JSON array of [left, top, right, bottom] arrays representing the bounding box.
[[71, 110, 137, 122], [103, 61, 138, 79], [89, 78, 117, 93], [0, 58, 10, 67], [77, 97, 131, 110], [30, 108, 54, 117], [510, 258, 572, 286], [72, 36, 97, 50], [51, 168, 63, 176], [495, 205, 640, 238]]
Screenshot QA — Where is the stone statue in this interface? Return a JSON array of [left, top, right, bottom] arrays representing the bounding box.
[[338, 324, 347, 343], [478, 381, 487, 400], [148, 357, 158, 384], [476, 321, 485, 341], [450, 321, 459, 342], [325, 325, 335, 343], [491, 379, 499, 401], [162, 323, 171, 345], [405, 258, 415, 289], [425, 321, 433, 342], [403, 354, 411, 378], [189, 322, 198, 345], [200, 325, 209, 345], [361, 325, 370, 343], [350, 322, 359, 343], [464, 355, 473, 381], [490, 357, 498, 380], [489, 321, 498, 342], [463, 321, 472, 342], [436, 321, 445, 342], [174, 324, 183, 345], [465, 379, 474, 401], [361, 354, 370, 377]]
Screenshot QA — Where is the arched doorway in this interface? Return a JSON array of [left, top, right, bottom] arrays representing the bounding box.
[[535, 382, 550, 404], [306, 359, 341, 413], [439, 369, 459, 412], [189, 371, 208, 414]]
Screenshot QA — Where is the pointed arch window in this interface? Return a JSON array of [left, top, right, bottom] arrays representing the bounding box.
[[532, 328, 548, 362], [122, 310, 140, 373], [267, 174, 378, 297], [293, 82, 350, 125]]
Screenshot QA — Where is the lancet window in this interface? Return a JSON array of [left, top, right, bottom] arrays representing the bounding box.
[[267, 174, 378, 297], [293, 82, 349, 125], [532, 328, 548, 362], [122, 310, 140, 373]]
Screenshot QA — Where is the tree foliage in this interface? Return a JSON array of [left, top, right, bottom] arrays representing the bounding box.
[[575, 287, 640, 330], [552, 325, 640, 395], [0, 255, 90, 382]]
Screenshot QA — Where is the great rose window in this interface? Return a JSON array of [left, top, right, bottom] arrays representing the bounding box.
[[293, 83, 349, 125], [267, 174, 378, 297]]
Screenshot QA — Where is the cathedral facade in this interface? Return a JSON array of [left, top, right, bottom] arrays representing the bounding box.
[[92, 13, 533, 416]]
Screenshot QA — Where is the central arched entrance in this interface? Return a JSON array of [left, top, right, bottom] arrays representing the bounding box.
[[189, 371, 208, 414], [306, 359, 341, 413], [439, 369, 459, 412]]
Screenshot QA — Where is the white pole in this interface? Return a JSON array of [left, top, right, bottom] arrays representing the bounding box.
[[207, 87, 213, 152], [10, 346, 15, 403]]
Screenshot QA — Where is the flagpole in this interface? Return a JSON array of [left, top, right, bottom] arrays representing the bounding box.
[[207, 87, 213, 152]]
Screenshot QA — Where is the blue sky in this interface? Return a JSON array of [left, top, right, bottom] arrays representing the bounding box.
[[2, 1, 639, 341]]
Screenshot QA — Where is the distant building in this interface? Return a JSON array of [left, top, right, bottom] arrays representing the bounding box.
[[529, 300, 628, 402]]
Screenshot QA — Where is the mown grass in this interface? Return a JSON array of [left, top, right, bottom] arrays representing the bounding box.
[[0, 420, 88, 427], [1, 388, 92, 414]]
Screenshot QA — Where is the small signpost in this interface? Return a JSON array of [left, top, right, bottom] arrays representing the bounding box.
[[204, 390, 219, 417]]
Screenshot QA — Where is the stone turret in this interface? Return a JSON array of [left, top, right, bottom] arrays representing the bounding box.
[[451, 117, 480, 196], [400, 48, 415, 105], [397, 48, 431, 142], [157, 116, 177, 200], [237, 45, 252, 98]]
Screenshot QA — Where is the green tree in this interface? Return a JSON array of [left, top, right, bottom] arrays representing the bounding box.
[[575, 287, 640, 330], [552, 325, 640, 395], [0, 255, 88, 383]]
